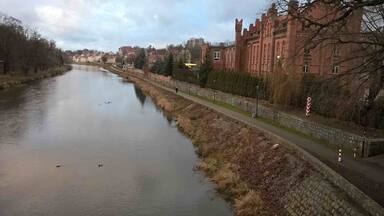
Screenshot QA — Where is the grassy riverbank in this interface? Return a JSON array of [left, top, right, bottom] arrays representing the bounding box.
[[0, 65, 72, 90], [129, 76, 282, 214], [83, 64, 375, 215]]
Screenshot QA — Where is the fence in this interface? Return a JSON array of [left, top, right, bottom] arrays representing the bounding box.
[[127, 69, 384, 158]]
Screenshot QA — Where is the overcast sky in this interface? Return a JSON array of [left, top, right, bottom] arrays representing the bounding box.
[[0, 0, 270, 51]]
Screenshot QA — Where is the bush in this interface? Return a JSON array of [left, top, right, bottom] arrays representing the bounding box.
[[173, 68, 199, 85], [206, 70, 265, 98]]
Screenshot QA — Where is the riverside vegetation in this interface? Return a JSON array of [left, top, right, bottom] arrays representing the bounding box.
[[0, 65, 72, 90], [0, 14, 67, 89], [147, 52, 384, 130]]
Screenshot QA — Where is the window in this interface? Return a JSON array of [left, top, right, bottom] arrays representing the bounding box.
[[263, 44, 266, 64], [256, 45, 259, 65], [303, 64, 309, 73], [268, 43, 271, 62], [213, 51, 220, 60], [332, 65, 340, 74], [333, 46, 340, 57], [304, 47, 310, 56]]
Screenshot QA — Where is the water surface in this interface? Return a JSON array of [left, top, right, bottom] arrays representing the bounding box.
[[0, 65, 232, 216]]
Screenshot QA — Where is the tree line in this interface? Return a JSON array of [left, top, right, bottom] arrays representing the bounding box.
[[144, 49, 383, 129], [0, 22, 64, 74]]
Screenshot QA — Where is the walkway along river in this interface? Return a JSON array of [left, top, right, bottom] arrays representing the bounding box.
[[111, 66, 383, 215], [0, 65, 232, 216]]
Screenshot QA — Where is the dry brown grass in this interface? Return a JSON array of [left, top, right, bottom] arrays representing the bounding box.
[[128, 76, 314, 216]]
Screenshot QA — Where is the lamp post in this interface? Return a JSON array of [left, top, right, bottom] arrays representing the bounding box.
[[254, 85, 259, 118], [213, 79, 217, 102]]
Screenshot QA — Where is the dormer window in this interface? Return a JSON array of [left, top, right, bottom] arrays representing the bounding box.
[[333, 46, 340, 57], [213, 51, 220, 61], [332, 65, 340, 74]]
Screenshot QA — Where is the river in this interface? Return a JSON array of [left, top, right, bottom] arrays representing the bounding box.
[[0, 65, 232, 216]]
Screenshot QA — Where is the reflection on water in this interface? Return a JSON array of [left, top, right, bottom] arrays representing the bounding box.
[[0, 65, 232, 216], [134, 85, 147, 106]]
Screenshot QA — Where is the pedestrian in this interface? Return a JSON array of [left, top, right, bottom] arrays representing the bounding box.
[[353, 146, 358, 159], [175, 87, 178, 94]]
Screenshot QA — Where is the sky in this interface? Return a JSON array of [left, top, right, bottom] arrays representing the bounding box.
[[0, 0, 270, 51]]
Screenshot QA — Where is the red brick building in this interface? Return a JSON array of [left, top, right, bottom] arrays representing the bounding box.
[[202, 1, 363, 76], [147, 49, 167, 67]]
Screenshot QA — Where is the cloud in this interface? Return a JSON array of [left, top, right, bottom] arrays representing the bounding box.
[[36, 5, 81, 34], [0, 0, 270, 51]]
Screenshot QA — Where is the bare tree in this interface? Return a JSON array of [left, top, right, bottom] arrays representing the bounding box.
[[276, 0, 384, 126], [0, 23, 63, 75]]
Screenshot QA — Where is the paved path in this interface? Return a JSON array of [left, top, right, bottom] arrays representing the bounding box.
[[130, 73, 384, 207], [105, 64, 383, 208]]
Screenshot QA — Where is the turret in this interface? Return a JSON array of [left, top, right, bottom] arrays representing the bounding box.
[[286, 0, 299, 70], [235, 18, 243, 42], [268, 3, 278, 17], [255, 19, 261, 30], [288, 0, 299, 16], [235, 18, 244, 72]]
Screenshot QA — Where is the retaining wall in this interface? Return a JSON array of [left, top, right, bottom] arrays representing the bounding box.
[[144, 72, 383, 158]]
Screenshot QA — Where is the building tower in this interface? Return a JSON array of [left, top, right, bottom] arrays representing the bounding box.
[[235, 19, 243, 72]]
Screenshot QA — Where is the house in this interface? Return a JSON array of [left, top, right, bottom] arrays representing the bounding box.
[[148, 49, 167, 67]]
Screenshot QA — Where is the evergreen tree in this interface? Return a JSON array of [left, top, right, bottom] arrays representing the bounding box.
[[134, 48, 146, 69], [163, 53, 174, 77], [198, 52, 212, 87], [150, 59, 164, 74], [177, 58, 185, 69]]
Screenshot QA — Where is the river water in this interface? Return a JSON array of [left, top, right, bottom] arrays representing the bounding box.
[[0, 65, 232, 216]]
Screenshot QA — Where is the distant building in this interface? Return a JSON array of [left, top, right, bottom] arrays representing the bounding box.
[[123, 62, 134, 71], [186, 38, 205, 48], [174, 49, 192, 64], [106, 56, 116, 64], [201, 42, 235, 71], [148, 49, 167, 67], [119, 46, 138, 58]]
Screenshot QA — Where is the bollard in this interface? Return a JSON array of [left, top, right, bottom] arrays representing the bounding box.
[[338, 149, 342, 162]]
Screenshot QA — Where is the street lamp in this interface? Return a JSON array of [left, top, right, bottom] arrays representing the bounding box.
[[213, 79, 217, 102], [254, 85, 259, 118]]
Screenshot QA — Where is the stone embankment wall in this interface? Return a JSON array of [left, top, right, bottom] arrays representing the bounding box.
[[109, 67, 383, 216], [142, 72, 383, 157]]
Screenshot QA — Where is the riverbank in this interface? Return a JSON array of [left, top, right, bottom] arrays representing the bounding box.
[[110, 68, 376, 215], [0, 65, 72, 90]]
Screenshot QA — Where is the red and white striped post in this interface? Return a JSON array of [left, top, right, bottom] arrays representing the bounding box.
[[306, 97, 312, 117], [338, 149, 342, 162]]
